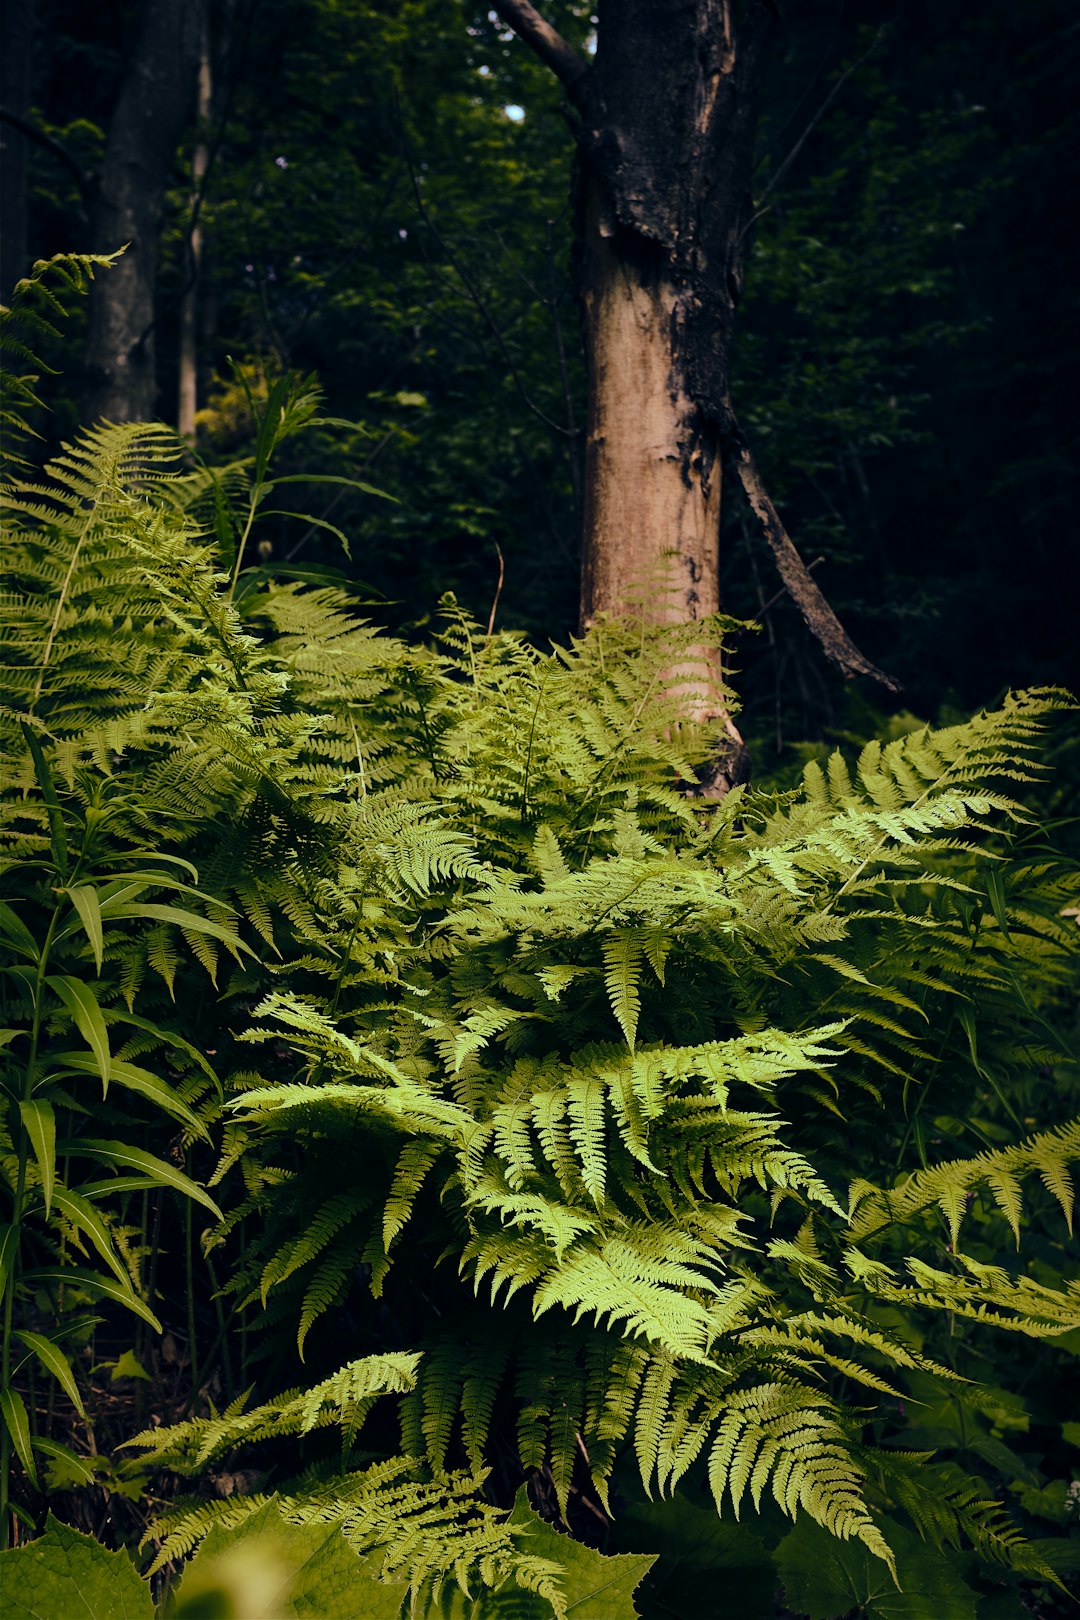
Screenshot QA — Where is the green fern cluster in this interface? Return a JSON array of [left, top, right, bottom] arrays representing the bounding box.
[[2, 275, 1078, 1612]]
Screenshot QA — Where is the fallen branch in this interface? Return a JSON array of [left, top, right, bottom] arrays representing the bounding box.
[[728, 429, 900, 692]]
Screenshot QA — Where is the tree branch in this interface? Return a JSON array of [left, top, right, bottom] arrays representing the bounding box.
[[489, 1, 590, 103], [0, 107, 95, 212], [729, 427, 900, 692]]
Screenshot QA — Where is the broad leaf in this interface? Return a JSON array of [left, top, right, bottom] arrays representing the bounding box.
[[173, 1498, 408, 1619], [0, 1514, 153, 1620], [609, 1497, 776, 1620], [776, 1514, 979, 1620]]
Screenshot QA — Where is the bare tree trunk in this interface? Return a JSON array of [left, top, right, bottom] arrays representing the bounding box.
[[1, 0, 36, 298], [83, 0, 201, 424], [178, 13, 213, 443], [577, 3, 773, 754], [490, 1, 894, 786]]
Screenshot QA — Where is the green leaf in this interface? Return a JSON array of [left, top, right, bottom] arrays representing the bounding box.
[[0, 901, 39, 962], [19, 1098, 56, 1215], [1, 1385, 39, 1489], [776, 1514, 978, 1620], [32, 1436, 99, 1489], [609, 1497, 776, 1620], [0, 1222, 17, 1292], [50, 1183, 131, 1286], [109, 1349, 151, 1383], [173, 1498, 408, 1620], [465, 1488, 656, 1620], [64, 885, 104, 972], [45, 975, 110, 1092], [20, 722, 68, 876], [13, 1329, 85, 1418], [0, 1514, 153, 1620], [47, 1053, 207, 1137], [25, 1267, 162, 1331], [111, 1011, 221, 1090], [60, 1139, 221, 1216], [101, 903, 253, 957]]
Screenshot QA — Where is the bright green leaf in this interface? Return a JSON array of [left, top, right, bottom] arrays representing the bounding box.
[[45, 975, 110, 1092], [0, 1514, 153, 1619]]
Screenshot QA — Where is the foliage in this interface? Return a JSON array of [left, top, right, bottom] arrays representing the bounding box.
[[0, 1514, 154, 1620], [2, 268, 1078, 1614], [0, 1493, 652, 1619]]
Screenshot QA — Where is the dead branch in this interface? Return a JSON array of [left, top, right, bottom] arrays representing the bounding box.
[[728, 428, 900, 692]]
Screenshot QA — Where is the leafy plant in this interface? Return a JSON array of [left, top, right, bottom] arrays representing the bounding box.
[[2, 261, 1077, 1615]]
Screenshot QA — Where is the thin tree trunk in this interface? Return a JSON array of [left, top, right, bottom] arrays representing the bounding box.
[[83, 0, 201, 424], [178, 14, 213, 443], [1, 0, 36, 298]]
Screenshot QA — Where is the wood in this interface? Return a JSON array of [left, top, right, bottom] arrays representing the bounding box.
[[83, 0, 202, 423]]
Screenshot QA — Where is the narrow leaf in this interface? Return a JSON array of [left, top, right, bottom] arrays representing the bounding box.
[[45, 975, 110, 1092], [1, 1386, 38, 1487], [14, 1331, 85, 1418], [25, 1267, 162, 1332], [65, 886, 104, 973], [19, 1099, 56, 1215], [0, 901, 38, 961], [62, 1140, 221, 1216], [20, 722, 68, 876], [51, 1185, 131, 1286], [47, 1054, 207, 1137]]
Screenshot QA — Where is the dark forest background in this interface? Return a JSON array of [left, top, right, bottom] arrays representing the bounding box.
[[4, 0, 1078, 748]]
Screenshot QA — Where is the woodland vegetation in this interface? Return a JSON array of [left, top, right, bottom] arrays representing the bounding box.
[[0, 3, 1078, 1618]]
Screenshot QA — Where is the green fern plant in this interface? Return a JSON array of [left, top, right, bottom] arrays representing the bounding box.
[[3, 263, 1078, 1611]]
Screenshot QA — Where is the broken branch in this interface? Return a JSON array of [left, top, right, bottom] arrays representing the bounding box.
[[729, 429, 900, 692]]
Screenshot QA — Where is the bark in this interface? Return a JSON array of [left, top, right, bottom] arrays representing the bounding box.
[[178, 14, 213, 443], [578, 1, 774, 639], [484, 1, 895, 784], [83, 0, 201, 423], [1, 0, 36, 298]]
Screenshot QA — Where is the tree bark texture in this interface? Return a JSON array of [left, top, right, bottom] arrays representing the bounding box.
[[178, 13, 213, 442], [575, 0, 775, 728], [83, 0, 201, 423], [1, 0, 36, 298]]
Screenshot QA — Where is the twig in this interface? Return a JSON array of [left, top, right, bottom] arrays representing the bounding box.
[[742, 26, 888, 238], [485, 543, 506, 640], [0, 107, 95, 210]]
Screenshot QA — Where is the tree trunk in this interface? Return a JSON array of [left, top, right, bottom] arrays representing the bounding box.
[[490, 0, 894, 774], [578, 0, 774, 663], [83, 0, 201, 423], [178, 13, 213, 443], [1, 0, 36, 299]]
